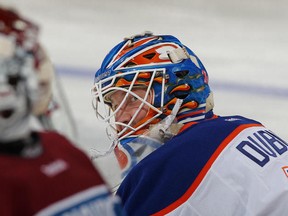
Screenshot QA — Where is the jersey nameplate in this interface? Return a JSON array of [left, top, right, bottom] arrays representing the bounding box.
[[236, 130, 288, 167]]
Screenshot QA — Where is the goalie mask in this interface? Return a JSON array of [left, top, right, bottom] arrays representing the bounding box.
[[91, 32, 213, 176], [0, 7, 40, 142]]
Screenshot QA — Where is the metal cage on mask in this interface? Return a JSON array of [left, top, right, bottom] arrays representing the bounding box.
[[91, 68, 167, 155]]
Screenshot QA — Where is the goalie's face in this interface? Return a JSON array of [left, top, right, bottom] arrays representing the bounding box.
[[92, 69, 165, 144], [107, 87, 153, 135], [0, 70, 30, 136]]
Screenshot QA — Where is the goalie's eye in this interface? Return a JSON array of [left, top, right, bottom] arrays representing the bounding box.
[[110, 95, 138, 112], [130, 95, 138, 103]]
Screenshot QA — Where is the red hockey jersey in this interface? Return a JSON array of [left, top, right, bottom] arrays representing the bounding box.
[[0, 131, 124, 216]]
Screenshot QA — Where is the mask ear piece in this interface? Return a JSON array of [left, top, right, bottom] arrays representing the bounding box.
[[206, 92, 214, 112]]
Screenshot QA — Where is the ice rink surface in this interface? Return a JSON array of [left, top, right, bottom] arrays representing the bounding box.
[[2, 0, 288, 185]]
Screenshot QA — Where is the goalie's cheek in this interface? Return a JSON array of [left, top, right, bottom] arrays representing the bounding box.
[[115, 106, 149, 132]]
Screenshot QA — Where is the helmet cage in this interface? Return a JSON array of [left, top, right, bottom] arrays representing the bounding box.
[[92, 68, 166, 142]]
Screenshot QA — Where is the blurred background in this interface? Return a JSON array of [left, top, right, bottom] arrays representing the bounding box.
[[1, 0, 287, 187]]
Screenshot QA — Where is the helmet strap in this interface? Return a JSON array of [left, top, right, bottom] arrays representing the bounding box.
[[167, 47, 189, 63], [149, 98, 183, 142], [205, 92, 214, 112]]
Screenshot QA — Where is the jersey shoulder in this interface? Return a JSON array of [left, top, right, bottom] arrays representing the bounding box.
[[117, 115, 264, 215]]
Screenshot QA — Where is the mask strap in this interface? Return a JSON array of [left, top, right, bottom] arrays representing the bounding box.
[[90, 139, 118, 160], [148, 98, 183, 142], [167, 47, 189, 63]]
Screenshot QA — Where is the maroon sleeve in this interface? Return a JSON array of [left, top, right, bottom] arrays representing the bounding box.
[[0, 131, 116, 215]]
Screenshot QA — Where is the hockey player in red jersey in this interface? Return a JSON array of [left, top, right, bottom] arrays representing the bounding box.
[[0, 6, 126, 216], [91, 32, 288, 215], [30, 42, 78, 141]]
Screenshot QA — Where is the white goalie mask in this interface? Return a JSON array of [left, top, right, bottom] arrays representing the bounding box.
[[0, 42, 38, 141], [0, 7, 40, 142]]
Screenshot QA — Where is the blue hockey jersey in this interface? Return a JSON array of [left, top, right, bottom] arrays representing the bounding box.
[[117, 115, 288, 215]]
